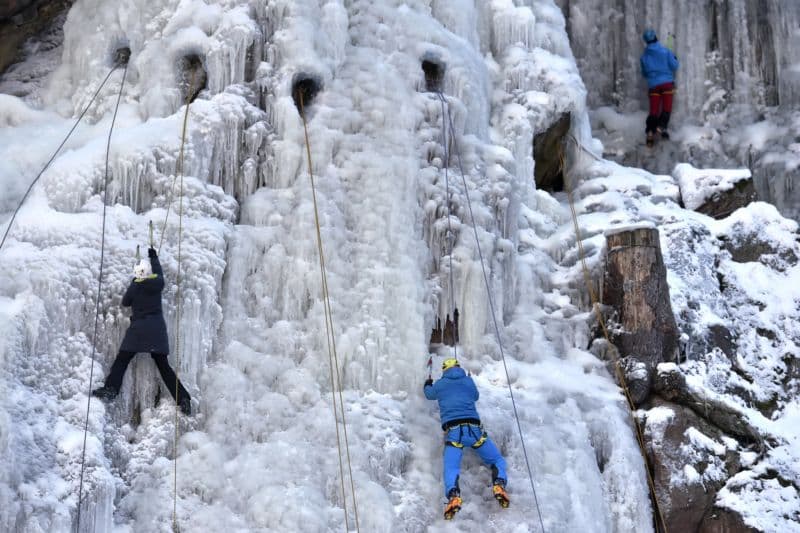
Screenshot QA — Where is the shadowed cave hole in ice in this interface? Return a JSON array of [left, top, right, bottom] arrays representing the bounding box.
[[292, 74, 322, 114], [421, 58, 444, 93], [178, 53, 207, 103], [113, 46, 131, 66]]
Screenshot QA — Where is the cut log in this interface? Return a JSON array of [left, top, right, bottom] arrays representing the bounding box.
[[603, 224, 679, 404]]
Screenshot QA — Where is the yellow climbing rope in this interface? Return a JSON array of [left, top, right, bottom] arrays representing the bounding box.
[[169, 69, 194, 533], [560, 149, 669, 533], [298, 92, 361, 533]]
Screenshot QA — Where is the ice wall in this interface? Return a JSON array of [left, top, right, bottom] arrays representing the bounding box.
[[1, 0, 655, 531], [556, 0, 800, 222], [556, 0, 800, 115]]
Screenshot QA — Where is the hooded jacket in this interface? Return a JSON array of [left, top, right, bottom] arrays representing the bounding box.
[[424, 366, 481, 428], [119, 252, 169, 354], [640, 41, 679, 88]]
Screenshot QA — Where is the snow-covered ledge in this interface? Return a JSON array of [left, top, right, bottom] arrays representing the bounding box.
[[673, 163, 756, 219]]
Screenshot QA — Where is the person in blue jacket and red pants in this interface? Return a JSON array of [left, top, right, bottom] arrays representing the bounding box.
[[424, 358, 509, 519], [640, 29, 679, 146]]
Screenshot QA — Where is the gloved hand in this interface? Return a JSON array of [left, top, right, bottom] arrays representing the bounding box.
[[148, 247, 157, 258], [424, 378, 433, 387]]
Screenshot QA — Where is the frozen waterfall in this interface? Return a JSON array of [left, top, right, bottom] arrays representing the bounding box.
[[0, 0, 673, 531]]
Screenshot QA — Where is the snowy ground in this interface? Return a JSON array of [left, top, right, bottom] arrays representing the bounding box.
[[0, 1, 798, 532]]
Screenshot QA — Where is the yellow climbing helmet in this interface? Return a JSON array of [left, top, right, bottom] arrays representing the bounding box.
[[442, 358, 460, 371]]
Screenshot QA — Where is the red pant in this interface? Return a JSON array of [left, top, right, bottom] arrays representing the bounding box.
[[648, 82, 674, 116]]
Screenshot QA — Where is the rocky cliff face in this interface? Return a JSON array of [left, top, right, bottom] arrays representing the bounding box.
[[597, 199, 800, 531], [557, 0, 800, 223], [0, 0, 72, 101]]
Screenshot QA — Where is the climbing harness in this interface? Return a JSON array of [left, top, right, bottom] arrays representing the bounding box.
[[444, 424, 488, 449], [559, 147, 669, 533], [76, 59, 129, 533], [298, 91, 361, 533], [439, 94, 546, 533], [0, 65, 122, 253]]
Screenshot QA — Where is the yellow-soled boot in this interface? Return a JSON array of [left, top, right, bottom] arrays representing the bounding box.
[[443, 493, 462, 520], [493, 483, 510, 508]]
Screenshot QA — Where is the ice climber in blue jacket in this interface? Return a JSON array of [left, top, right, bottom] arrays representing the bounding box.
[[640, 29, 679, 146], [424, 358, 509, 519]]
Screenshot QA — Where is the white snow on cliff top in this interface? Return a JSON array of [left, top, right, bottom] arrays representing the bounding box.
[[673, 163, 752, 211]]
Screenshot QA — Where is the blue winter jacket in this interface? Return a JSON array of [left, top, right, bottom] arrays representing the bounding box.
[[640, 41, 678, 88], [424, 367, 480, 428]]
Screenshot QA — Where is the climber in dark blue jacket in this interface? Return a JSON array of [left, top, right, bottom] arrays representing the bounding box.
[[640, 29, 679, 146], [92, 247, 191, 415], [424, 358, 509, 519]]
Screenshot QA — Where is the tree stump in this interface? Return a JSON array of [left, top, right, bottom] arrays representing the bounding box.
[[603, 225, 679, 404]]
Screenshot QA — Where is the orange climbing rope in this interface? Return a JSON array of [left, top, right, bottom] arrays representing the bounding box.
[[298, 91, 361, 533], [169, 68, 196, 533], [560, 147, 668, 533]]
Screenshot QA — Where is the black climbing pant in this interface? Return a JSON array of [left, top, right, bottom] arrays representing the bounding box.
[[104, 350, 191, 404]]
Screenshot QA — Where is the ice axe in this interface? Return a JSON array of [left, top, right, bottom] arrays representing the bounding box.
[[666, 32, 675, 52], [135, 245, 140, 262]]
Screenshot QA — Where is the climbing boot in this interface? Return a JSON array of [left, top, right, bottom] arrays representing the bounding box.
[[91, 386, 118, 402], [646, 132, 655, 147], [443, 490, 462, 520], [493, 483, 510, 508], [178, 396, 192, 416]]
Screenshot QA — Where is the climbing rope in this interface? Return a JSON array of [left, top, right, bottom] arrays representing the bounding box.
[[559, 148, 668, 533], [76, 60, 129, 532], [170, 68, 196, 533], [437, 93, 458, 361], [298, 91, 361, 533], [440, 96, 547, 533], [0, 64, 122, 254], [158, 69, 196, 254]]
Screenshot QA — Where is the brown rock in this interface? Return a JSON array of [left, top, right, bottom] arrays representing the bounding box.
[[699, 506, 760, 533], [0, 0, 72, 76], [653, 364, 763, 446], [696, 178, 757, 220], [645, 398, 743, 533]]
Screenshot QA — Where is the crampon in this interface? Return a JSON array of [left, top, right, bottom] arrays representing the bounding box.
[[493, 484, 510, 508], [443, 495, 463, 520]]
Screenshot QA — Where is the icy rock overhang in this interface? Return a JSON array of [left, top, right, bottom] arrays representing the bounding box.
[[0, 0, 71, 74], [533, 113, 570, 192], [0, 0, 37, 21], [674, 163, 756, 219], [429, 308, 459, 348]]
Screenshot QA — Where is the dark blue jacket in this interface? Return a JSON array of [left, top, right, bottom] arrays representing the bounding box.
[[119, 253, 169, 354], [424, 367, 480, 428], [640, 42, 678, 88]]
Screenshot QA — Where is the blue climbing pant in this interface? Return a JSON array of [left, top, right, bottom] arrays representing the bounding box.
[[442, 423, 507, 498]]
